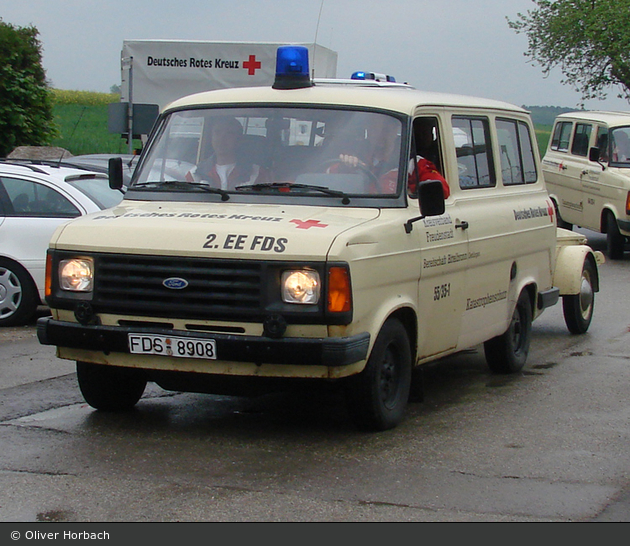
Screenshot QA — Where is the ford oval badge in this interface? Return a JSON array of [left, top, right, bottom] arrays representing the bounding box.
[[163, 277, 189, 290]]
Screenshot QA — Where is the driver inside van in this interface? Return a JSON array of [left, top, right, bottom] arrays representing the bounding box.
[[186, 116, 270, 189], [333, 115, 450, 198]]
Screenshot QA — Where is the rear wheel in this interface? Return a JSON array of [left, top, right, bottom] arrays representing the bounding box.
[[606, 213, 625, 260], [0, 258, 38, 327], [484, 290, 532, 374], [77, 361, 147, 411], [562, 258, 596, 334], [345, 318, 412, 431]]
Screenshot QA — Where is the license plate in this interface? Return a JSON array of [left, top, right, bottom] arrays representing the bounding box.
[[128, 334, 216, 360]]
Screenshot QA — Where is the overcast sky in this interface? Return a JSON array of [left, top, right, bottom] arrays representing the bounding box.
[[3, 0, 629, 110]]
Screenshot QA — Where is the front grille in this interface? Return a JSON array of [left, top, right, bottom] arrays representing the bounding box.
[[93, 254, 264, 321]]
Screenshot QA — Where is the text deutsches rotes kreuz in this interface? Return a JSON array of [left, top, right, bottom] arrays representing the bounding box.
[[146, 56, 241, 69]]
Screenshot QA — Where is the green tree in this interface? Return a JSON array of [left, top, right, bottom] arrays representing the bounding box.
[[0, 19, 57, 157], [508, 0, 630, 104]]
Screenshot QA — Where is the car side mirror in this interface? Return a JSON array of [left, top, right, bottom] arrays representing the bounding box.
[[404, 179, 446, 233], [109, 157, 124, 190], [589, 146, 606, 170]]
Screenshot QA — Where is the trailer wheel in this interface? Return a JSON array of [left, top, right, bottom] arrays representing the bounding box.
[[77, 361, 147, 411], [345, 318, 411, 431], [562, 258, 596, 334], [484, 290, 532, 374]]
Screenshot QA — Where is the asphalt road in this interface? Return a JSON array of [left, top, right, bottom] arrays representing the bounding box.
[[0, 230, 628, 522]]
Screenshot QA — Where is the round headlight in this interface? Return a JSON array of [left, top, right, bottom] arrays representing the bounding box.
[[281, 270, 320, 304], [59, 258, 94, 292]]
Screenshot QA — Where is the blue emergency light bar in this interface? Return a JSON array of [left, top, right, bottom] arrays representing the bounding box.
[[273, 46, 313, 89], [351, 71, 396, 83]]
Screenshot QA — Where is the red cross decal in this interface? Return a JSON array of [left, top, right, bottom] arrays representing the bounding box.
[[290, 219, 328, 230], [243, 54, 261, 76]]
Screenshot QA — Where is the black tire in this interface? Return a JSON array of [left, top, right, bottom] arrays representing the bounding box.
[[606, 213, 625, 260], [345, 318, 412, 431], [0, 258, 39, 327], [484, 290, 532, 374], [77, 361, 147, 411], [562, 258, 596, 335]]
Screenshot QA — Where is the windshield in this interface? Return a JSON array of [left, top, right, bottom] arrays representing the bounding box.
[[610, 127, 630, 167], [132, 107, 406, 200]]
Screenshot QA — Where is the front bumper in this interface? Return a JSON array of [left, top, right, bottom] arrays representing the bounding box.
[[37, 317, 370, 367]]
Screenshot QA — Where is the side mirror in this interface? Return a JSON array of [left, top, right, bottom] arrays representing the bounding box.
[[589, 146, 605, 170], [418, 179, 446, 217], [109, 157, 124, 190], [404, 179, 446, 233]]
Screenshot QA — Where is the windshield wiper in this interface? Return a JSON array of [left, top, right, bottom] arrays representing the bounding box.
[[235, 182, 350, 204], [132, 181, 230, 201]]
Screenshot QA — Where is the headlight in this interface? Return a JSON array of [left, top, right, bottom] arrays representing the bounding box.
[[281, 270, 320, 304], [59, 258, 94, 292]]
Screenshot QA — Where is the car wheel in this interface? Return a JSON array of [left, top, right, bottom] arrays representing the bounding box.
[[345, 318, 412, 431], [562, 258, 596, 335], [606, 213, 625, 260], [484, 290, 532, 374], [77, 361, 147, 411], [0, 258, 39, 327]]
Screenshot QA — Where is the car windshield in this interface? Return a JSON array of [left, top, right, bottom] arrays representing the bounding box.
[[609, 127, 630, 167], [132, 107, 406, 200]]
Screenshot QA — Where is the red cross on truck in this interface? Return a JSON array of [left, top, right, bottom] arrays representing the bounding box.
[[243, 54, 261, 76]]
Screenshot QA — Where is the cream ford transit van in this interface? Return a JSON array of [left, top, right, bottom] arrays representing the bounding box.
[[38, 47, 603, 431], [542, 111, 630, 259]]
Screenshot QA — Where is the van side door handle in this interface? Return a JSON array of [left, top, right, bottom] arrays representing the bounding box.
[[455, 220, 469, 230]]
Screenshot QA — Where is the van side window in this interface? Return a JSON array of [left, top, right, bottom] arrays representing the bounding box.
[[550, 121, 572, 151], [571, 123, 592, 157], [452, 116, 495, 189], [496, 118, 538, 185], [413, 116, 443, 174]]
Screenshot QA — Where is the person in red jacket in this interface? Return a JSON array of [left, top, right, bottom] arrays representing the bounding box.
[[331, 115, 450, 198]]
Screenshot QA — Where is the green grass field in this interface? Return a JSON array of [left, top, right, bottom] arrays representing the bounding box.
[[50, 89, 553, 157], [50, 90, 138, 155]]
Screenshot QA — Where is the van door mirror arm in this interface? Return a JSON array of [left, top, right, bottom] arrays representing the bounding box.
[[589, 146, 606, 171], [404, 214, 425, 233]]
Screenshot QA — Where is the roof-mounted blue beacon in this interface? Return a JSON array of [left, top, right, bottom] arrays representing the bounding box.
[[351, 71, 396, 83], [273, 46, 313, 89]]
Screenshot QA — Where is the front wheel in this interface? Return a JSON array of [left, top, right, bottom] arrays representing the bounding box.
[[484, 290, 532, 374], [606, 213, 626, 260], [554, 200, 572, 230], [562, 258, 596, 334], [345, 318, 412, 431], [77, 361, 147, 411]]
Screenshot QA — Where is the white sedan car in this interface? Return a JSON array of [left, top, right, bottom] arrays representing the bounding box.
[[0, 160, 124, 326]]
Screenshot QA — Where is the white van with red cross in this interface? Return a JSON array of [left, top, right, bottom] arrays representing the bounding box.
[[38, 46, 604, 431]]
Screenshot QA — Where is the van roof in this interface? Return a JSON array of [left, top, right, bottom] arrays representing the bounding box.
[[555, 110, 630, 127], [165, 83, 529, 117]]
